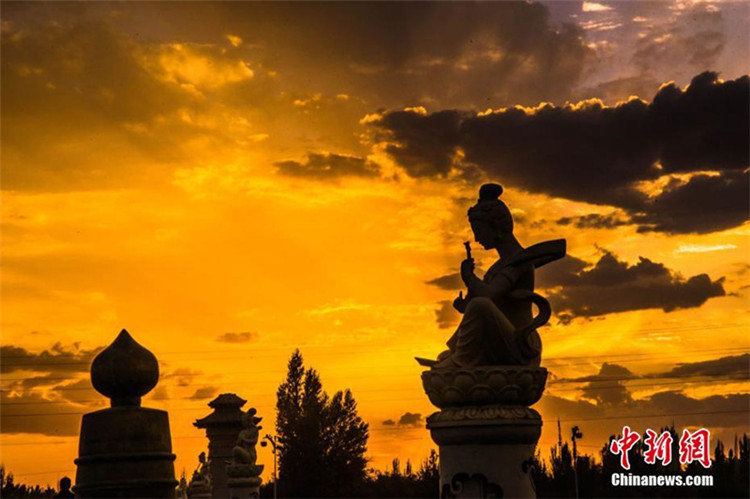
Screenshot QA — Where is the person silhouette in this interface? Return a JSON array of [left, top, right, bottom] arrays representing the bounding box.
[[54, 476, 74, 498]]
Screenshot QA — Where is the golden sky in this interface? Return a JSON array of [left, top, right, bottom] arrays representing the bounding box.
[[1, 1, 749, 488]]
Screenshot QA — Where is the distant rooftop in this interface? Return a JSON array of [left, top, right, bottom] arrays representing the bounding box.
[[193, 393, 247, 428]]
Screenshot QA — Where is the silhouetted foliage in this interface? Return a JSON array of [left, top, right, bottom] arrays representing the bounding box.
[[276, 350, 369, 497], [535, 428, 750, 498], [360, 451, 440, 498], [0, 467, 57, 498]]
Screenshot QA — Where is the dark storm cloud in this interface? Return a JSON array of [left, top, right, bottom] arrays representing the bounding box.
[[1, 14, 185, 124], [378, 111, 464, 178], [650, 354, 750, 381], [1, 343, 102, 374], [215, 332, 257, 343], [435, 300, 460, 329], [577, 75, 663, 106], [0, 390, 82, 436], [188, 386, 219, 401], [171, 1, 593, 108], [1, 13, 196, 191], [382, 419, 396, 426], [4, 1, 593, 113], [0, 343, 105, 436], [633, 3, 724, 76], [539, 391, 750, 440], [539, 354, 750, 447], [8, 374, 74, 392], [50, 378, 102, 406], [546, 251, 726, 320], [566, 362, 639, 383], [535, 255, 590, 289], [558, 355, 750, 384], [372, 72, 750, 234], [166, 368, 204, 387], [149, 386, 170, 401], [427, 250, 724, 322], [557, 213, 630, 230], [397, 412, 424, 427], [554, 362, 637, 406], [632, 170, 750, 234], [425, 273, 463, 291], [275, 153, 379, 179]]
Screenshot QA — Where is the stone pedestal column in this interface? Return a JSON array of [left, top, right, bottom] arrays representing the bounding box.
[[428, 406, 541, 498], [74, 330, 177, 498], [421, 366, 547, 499], [186, 482, 212, 499], [226, 465, 263, 498]]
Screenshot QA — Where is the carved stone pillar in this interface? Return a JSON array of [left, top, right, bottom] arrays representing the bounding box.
[[226, 465, 263, 498], [194, 394, 246, 499], [422, 366, 547, 498]]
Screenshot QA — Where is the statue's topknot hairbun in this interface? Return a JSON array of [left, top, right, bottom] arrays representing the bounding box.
[[479, 183, 503, 200], [468, 183, 513, 234]]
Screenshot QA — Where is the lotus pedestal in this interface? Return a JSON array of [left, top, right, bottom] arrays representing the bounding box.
[[421, 367, 547, 498]]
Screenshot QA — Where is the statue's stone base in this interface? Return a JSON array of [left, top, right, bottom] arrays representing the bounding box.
[[427, 406, 542, 499], [226, 464, 263, 498], [74, 407, 177, 498], [186, 482, 211, 498], [227, 479, 261, 498]]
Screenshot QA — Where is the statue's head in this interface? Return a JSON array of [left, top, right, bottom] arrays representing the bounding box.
[[199, 451, 206, 463], [467, 183, 514, 250], [243, 407, 263, 428]]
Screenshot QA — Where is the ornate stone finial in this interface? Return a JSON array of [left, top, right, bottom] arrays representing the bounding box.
[[76, 329, 176, 497], [91, 329, 159, 407]]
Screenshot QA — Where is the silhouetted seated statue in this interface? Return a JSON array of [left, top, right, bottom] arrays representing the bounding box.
[[191, 452, 210, 487], [419, 183, 565, 370], [231, 408, 262, 466], [225, 407, 264, 495]]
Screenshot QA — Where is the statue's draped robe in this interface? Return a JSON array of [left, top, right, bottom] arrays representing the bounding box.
[[443, 260, 535, 367]]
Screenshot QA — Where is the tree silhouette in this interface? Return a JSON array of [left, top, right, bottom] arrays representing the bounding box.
[[276, 350, 369, 497], [361, 451, 440, 497], [1, 467, 56, 498]]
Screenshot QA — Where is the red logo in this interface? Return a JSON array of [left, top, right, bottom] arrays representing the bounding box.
[[610, 426, 712, 469], [679, 428, 711, 469], [609, 426, 641, 470], [644, 429, 674, 466]]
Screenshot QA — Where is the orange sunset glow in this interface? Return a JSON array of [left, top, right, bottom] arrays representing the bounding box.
[[1, 1, 749, 491]]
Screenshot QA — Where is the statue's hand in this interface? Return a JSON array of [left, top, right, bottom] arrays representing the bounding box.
[[453, 291, 467, 313], [460, 257, 475, 284]]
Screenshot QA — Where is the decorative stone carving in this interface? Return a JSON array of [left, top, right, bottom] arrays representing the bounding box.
[[441, 473, 503, 499], [187, 452, 211, 498], [74, 330, 177, 498], [426, 406, 541, 424], [421, 366, 547, 408], [225, 408, 264, 498]]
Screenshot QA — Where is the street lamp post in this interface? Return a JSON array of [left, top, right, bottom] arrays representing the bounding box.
[[261, 434, 283, 499], [571, 425, 583, 499]]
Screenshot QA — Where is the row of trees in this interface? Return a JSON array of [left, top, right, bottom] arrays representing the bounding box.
[[3, 351, 748, 497], [0, 468, 57, 498], [273, 350, 370, 497], [266, 351, 750, 498], [531, 426, 749, 498], [266, 350, 439, 498]]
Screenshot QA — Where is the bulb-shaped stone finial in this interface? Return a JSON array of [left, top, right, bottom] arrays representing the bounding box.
[[91, 329, 159, 407]]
